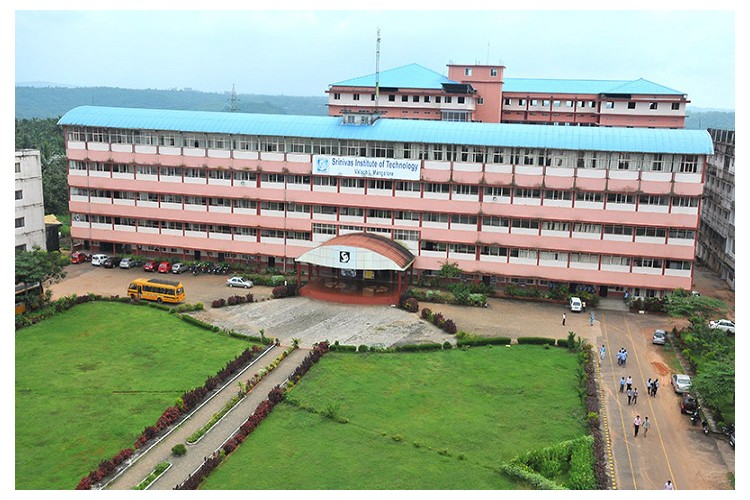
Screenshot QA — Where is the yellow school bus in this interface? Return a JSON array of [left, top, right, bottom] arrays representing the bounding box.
[[127, 278, 185, 304]]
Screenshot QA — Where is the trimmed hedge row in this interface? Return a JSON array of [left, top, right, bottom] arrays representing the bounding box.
[[456, 336, 512, 347], [516, 337, 556, 346]]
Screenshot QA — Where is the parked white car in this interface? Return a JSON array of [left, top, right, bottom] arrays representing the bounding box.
[[227, 276, 253, 289], [709, 319, 735, 334], [569, 297, 582, 312], [171, 262, 187, 274], [91, 254, 108, 266], [671, 373, 692, 394]]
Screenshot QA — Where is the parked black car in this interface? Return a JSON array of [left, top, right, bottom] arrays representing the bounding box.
[[102, 257, 123, 268], [680, 393, 699, 415]]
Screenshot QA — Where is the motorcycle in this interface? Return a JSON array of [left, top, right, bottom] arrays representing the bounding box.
[[702, 420, 710, 435], [690, 409, 701, 425], [721, 424, 735, 448]]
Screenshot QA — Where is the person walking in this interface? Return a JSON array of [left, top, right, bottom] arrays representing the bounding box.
[[600, 344, 606, 361], [562, 312, 567, 326], [646, 378, 652, 396], [626, 376, 633, 391], [622, 349, 628, 366], [643, 416, 650, 437], [590, 312, 596, 326], [619, 376, 625, 393], [664, 480, 674, 490], [632, 388, 639, 405], [626, 387, 633, 405], [634, 415, 642, 437], [652, 379, 660, 397]]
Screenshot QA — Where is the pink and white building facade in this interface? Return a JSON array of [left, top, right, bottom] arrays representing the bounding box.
[[328, 63, 689, 128], [59, 106, 713, 298]]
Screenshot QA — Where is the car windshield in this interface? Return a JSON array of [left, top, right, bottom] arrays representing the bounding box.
[[677, 376, 690, 384]]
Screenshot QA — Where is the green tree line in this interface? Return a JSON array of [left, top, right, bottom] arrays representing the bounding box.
[[15, 117, 68, 216]]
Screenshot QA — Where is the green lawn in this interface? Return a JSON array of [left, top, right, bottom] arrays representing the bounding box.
[[15, 301, 254, 490], [203, 345, 588, 489]]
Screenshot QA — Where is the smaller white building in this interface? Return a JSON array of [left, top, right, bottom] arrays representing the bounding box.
[[15, 150, 46, 251]]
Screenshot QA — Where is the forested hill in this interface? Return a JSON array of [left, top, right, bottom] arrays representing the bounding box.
[[15, 86, 329, 119], [16, 85, 734, 131]]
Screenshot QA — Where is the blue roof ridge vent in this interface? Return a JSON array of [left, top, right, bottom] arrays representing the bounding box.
[[58, 105, 713, 155]]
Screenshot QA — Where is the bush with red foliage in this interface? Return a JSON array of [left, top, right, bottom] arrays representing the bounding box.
[[76, 447, 134, 489]]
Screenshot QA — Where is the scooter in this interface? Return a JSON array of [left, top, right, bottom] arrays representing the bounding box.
[[702, 420, 710, 435]]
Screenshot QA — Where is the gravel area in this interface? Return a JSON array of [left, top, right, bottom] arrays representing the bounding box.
[[193, 297, 448, 349]]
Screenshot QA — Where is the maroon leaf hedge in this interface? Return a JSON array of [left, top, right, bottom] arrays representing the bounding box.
[[75, 346, 262, 489], [175, 341, 330, 490]]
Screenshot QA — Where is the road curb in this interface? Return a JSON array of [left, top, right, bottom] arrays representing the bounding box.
[[595, 357, 617, 490]]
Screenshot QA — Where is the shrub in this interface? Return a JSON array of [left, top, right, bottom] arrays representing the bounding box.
[[421, 307, 433, 321], [517, 337, 556, 346], [394, 342, 443, 352], [329, 343, 357, 352], [357, 345, 369, 353], [172, 444, 187, 456], [442, 341, 453, 350], [442, 319, 457, 334], [402, 297, 419, 313], [556, 338, 570, 348], [272, 284, 297, 298], [211, 298, 226, 308]]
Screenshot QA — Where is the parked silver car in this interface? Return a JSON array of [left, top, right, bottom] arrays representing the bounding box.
[[671, 374, 692, 394], [227, 276, 253, 289], [708, 319, 735, 334], [652, 329, 667, 345]]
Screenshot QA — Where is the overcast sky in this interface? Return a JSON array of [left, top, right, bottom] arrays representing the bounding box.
[[12, 5, 738, 109]]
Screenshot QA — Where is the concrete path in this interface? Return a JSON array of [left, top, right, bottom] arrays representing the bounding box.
[[104, 345, 309, 490]]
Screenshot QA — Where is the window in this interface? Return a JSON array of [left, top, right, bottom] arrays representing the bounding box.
[[451, 214, 477, 226], [424, 183, 449, 193], [635, 227, 666, 238], [649, 102, 658, 110], [402, 95, 409, 102], [639, 195, 668, 206], [530, 99, 538, 106], [445, 96, 452, 104], [477, 97, 484, 105], [511, 219, 539, 230], [519, 99, 526, 106], [514, 188, 541, 199], [607, 193, 635, 204], [449, 243, 475, 254], [573, 223, 601, 234], [388, 95, 396, 102], [458, 97, 465, 104], [341, 178, 365, 189], [421, 241, 447, 252], [570, 253, 599, 264], [545, 190, 572, 201], [553, 100, 561, 107], [371, 94, 376, 101], [504, 98, 511, 106], [671, 103, 680, 110], [287, 203, 310, 214], [490, 68, 498, 76], [605, 101, 614, 109], [313, 205, 337, 215], [367, 209, 392, 219], [672, 196, 699, 208], [666, 260, 691, 271], [395, 210, 419, 221], [15, 217, 24, 228], [603, 225, 633, 236], [627, 102, 636, 109], [423, 212, 449, 223], [481, 245, 507, 257], [633, 257, 662, 269], [353, 94, 360, 101], [540, 251, 568, 262], [543, 99, 550, 107], [424, 95, 431, 103], [464, 68, 472, 76], [368, 179, 392, 190], [15, 190, 22, 200], [601, 255, 630, 267], [435, 96, 441, 103], [312, 223, 337, 235], [313, 176, 336, 187], [482, 216, 509, 228], [509, 248, 537, 259], [485, 186, 510, 198], [333, 93, 341, 100], [262, 173, 285, 184], [412, 95, 419, 102], [453, 184, 478, 196], [669, 229, 695, 240], [566, 100, 573, 108], [542, 221, 570, 232], [679, 155, 698, 173], [395, 181, 420, 192], [15, 162, 21, 173]]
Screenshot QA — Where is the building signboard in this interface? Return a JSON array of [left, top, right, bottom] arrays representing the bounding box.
[[313, 155, 420, 181]]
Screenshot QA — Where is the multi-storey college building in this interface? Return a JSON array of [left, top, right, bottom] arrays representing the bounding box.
[[328, 63, 689, 128], [15, 150, 47, 251], [697, 128, 735, 290], [59, 103, 712, 300]]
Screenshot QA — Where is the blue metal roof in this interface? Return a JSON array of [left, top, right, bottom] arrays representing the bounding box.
[[330, 63, 456, 90], [58, 106, 713, 155], [503, 77, 685, 96]]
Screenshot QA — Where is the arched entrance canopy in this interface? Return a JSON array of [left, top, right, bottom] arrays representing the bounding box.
[[296, 232, 415, 271], [295, 233, 415, 305]]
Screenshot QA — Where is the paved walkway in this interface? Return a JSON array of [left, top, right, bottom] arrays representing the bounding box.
[[104, 345, 309, 490]]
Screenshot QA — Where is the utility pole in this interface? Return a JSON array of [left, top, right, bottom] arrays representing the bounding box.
[[375, 28, 381, 112], [227, 84, 240, 112]]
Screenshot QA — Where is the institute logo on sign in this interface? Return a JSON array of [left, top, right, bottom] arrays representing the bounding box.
[[339, 251, 350, 264], [315, 157, 330, 174]]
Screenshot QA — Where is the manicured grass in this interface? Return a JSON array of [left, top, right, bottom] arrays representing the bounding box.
[[15, 301, 254, 490], [202, 345, 587, 489]]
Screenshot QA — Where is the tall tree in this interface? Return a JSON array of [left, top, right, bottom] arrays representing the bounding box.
[[15, 248, 67, 294]]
